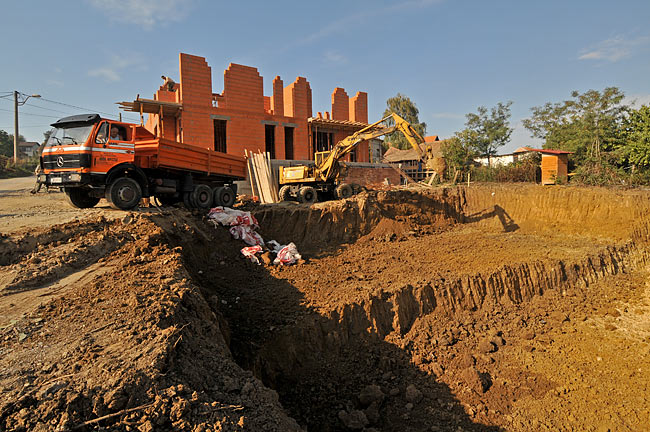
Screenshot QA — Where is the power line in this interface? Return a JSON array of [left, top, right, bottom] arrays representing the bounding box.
[[38, 97, 140, 122], [0, 107, 59, 118], [24, 100, 77, 115], [0, 124, 50, 129]]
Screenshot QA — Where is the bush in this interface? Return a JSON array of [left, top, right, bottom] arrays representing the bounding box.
[[469, 159, 539, 183], [0, 155, 39, 179]]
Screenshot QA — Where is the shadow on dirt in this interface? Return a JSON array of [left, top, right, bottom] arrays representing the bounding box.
[[158, 213, 503, 431], [463, 205, 519, 233]]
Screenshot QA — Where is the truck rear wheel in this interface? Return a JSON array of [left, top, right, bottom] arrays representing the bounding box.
[[298, 186, 317, 204], [335, 183, 353, 200], [106, 177, 142, 210], [64, 187, 100, 209], [183, 192, 195, 209], [213, 186, 235, 207], [192, 184, 213, 209], [279, 185, 292, 202]]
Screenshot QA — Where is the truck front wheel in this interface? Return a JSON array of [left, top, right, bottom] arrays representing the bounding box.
[[106, 177, 142, 210], [279, 185, 292, 202], [64, 187, 100, 209], [298, 186, 317, 204], [335, 183, 353, 200]]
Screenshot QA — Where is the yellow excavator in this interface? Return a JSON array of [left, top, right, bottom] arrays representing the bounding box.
[[278, 113, 433, 203]]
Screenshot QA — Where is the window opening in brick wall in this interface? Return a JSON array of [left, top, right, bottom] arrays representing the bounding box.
[[213, 119, 227, 153], [284, 127, 294, 160], [265, 124, 276, 159], [314, 131, 334, 153]]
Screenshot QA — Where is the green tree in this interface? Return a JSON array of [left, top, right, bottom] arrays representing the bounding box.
[[620, 105, 650, 168], [522, 87, 628, 162], [442, 133, 477, 176], [462, 101, 513, 160], [382, 93, 427, 149], [0, 130, 25, 158]]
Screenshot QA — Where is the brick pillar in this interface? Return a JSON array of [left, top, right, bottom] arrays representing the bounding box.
[[179, 53, 214, 147], [331, 87, 349, 120], [284, 77, 312, 118], [349, 91, 368, 123], [271, 76, 284, 116]]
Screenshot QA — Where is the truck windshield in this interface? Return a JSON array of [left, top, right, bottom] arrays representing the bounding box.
[[46, 125, 94, 146]]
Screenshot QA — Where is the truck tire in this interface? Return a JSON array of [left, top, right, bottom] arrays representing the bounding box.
[[213, 186, 235, 207], [106, 177, 142, 210], [64, 187, 100, 209], [183, 192, 195, 209], [279, 185, 292, 202], [298, 186, 317, 204], [192, 184, 213, 209], [335, 183, 353, 200]]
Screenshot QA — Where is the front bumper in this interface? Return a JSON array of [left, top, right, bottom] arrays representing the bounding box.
[[40, 172, 91, 186]]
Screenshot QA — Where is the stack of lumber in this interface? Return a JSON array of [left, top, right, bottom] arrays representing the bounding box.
[[246, 150, 279, 204]]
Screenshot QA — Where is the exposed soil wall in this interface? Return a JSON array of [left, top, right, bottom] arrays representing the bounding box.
[[2, 184, 650, 431]]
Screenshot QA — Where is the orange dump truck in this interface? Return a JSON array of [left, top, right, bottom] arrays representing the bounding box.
[[39, 114, 245, 210]]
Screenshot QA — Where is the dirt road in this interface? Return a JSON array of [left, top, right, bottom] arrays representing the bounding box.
[[0, 177, 149, 233]]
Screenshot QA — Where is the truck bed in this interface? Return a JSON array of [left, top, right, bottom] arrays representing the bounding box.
[[134, 138, 246, 179]]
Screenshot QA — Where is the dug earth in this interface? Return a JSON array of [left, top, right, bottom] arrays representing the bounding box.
[[0, 182, 649, 431]]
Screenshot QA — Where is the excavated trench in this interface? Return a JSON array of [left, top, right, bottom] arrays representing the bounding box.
[[178, 185, 650, 431]]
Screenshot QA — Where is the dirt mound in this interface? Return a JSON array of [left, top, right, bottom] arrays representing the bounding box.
[[0, 213, 299, 431], [253, 189, 463, 253]]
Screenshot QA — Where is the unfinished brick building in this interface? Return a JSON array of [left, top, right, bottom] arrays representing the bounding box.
[[123, 53, 370, 162]]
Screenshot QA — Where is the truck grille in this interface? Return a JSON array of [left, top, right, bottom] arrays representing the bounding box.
[[43, 153, 91, 169]]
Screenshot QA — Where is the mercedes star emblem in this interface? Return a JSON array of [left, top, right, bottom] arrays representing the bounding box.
[[56, 156, 64, 167]]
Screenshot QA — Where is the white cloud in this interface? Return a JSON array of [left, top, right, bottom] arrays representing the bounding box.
[[578, 35, 650, 62], [88, 54, 147, 83], [624, 93, 650, 108], [299, 0, 443, 48], [88, 0, 192, 29], [88, 67, 121, 82], [323, 50, 347, 65], [431, 112, 464, 120], [46, 79, 64, 88]]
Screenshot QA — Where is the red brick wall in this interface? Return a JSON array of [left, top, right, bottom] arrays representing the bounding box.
[[144, 53, 366, 162], [349, 92, 368, 123], [179, 53, 214, 149], [343, 166, 400, 187], [271, 76, 284, 116], [222, 63, 265, 112], [331, 88, 349, 120], [284, 77, 312, 118]]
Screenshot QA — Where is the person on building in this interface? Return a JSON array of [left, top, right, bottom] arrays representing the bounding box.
[[161, 75, 176, 92]]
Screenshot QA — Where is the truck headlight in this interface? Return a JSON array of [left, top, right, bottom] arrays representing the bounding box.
[[69, 173, 81, 182]]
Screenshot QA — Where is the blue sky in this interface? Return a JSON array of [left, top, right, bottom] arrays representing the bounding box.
[[2, 0, 649, 153]]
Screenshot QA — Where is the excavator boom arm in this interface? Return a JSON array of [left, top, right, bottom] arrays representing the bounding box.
[[316, 113, 426, 181]]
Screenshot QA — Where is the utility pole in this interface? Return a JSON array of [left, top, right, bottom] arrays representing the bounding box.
[[13, 91, 19, 164], [10, 91, 41, 164]]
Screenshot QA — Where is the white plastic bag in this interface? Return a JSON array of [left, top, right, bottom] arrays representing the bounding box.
[[273, 242, 302, 265]]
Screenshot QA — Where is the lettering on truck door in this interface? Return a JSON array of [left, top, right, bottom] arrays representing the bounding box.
[[92, 122, 135, 174]]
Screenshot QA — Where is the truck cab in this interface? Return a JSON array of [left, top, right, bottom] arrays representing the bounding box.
[[40, 114, 148, 209]]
